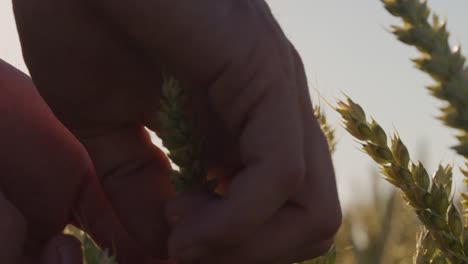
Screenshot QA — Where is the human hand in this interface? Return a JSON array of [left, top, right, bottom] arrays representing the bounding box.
[[12, 0, 342, 263], [0, 191, 82, 264], [0, 58, 169, 263], [0, 59, 85, 264], [163, 42, 342, 263], [0, 58, 91, 259]]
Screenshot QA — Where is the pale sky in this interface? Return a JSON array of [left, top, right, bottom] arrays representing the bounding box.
[[1, 1, 467, 210]]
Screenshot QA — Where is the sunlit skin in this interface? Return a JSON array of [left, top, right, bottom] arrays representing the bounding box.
[[11, 0, 342, 263]]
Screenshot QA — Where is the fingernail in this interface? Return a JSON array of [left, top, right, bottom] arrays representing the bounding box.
[[178, 246, 206, 262]]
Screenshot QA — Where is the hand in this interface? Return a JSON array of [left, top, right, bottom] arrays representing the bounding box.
[[0, 61, 85, 263], [12, 0, 342, 263], [0, 191, 82, 264], [0, 58, 90, 258], [0, 59, 169, 263], [165, 44, 341, 264]]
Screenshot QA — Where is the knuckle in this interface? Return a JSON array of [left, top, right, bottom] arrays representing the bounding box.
[[207, 4, 293, 122]]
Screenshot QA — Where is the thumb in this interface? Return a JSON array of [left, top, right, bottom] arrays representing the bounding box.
[[165, 190, 212, 227], [0, 192, 27, 264], [41, 235, 83, 264]]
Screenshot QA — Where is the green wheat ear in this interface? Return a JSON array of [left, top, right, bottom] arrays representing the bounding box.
[[381, 0, 468, 220], [336, 96, 467, 263], [155, 76, 214, 193]]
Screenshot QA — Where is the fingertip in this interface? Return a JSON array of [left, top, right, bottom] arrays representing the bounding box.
[[167, 204, 221, 262], [165, 190, 212, 227], [42, 234, 83, 264], [0, 193, 27, 258]]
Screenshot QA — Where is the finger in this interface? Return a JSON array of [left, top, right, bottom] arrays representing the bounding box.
[[272, 239, 334, 264], [198, 206, 334, 264], [78, 125, 175, 258], [0, 192, 27, 264], [287, 43, 341, 232], [0, 59, 90, 244], [207, 242, 334, 264], [73, 159, 167, 264], [41, 235, 82, 264], [165, 191, 212, 227]]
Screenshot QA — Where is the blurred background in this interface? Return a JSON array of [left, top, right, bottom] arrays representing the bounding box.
[[2, 1, 468, 263]]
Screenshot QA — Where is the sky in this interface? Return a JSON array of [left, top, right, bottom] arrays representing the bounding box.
[[1, 1, 467, 210]]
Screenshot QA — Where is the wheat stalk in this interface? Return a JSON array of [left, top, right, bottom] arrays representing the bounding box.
[[336, 96, 467, 263], [413, 227, 442, 263]]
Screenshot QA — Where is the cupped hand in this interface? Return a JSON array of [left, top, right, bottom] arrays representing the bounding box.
[[0, 60, 83, 263], [164, 40, 341, 263], [13, 0, 342, 263], [0, 58, 89, 259], [0, 191, 82, 264], [0, 58, 169, 263]]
